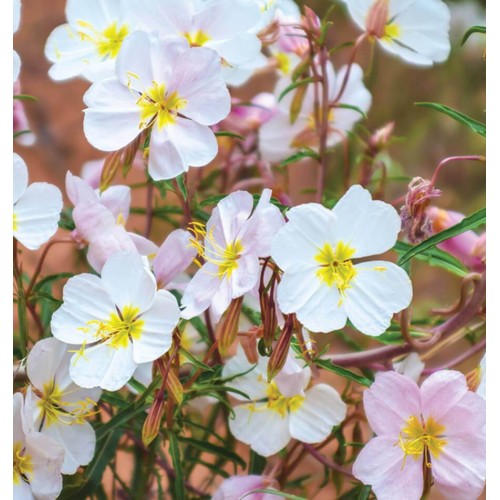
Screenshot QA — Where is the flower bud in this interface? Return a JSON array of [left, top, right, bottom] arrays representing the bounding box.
[[142, 395, 164, 448], [218, 296, 244, 356], [240, 330, 259, 365], [166, 369, 184, 406], [267, 316, 295, 381], [366, 0, 390, 39]]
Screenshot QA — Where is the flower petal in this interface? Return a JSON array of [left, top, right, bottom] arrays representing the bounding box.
[[13, 153, 28, 203]]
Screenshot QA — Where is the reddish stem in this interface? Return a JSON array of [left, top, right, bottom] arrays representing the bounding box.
[[431, 155, 485, 186]]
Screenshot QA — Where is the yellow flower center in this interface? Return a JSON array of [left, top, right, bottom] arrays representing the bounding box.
[[13, 213, 18, 232], [184, 30, 212, 47], [13, 441, 33, 486], [383, 23, 401, 42], [266, 382, 305, 417], [275, 52, 291, 75], [315, 242, 357, 294], [36, 382, 98, 427], [77, 21, 129, 59], [398, 415, 447, 469], [137, 82, 188, 130], [84, 305, 144, 349], [189, 222, 244, 279]]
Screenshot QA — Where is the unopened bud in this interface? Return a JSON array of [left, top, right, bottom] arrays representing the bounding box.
[[142, 395, 164, 447], [241, 330, 259, 365], [366, 0, 389, 39], [258, 19, 280, 46], [267, 316, 295, 381], [466, 364, 483, 393], [260, 283, 278, 349], [166, 369, 184, 406], [370, 122, 395, 150], [218, 296, 244, 356], [303, 6, 321, 40]]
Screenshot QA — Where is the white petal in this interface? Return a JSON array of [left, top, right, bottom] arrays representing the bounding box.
[[344, 261, 413, 336], [14, 183, 62, 250], [51, 274, 115, 345], [13, 153, 28, 203], [290, 384, 347, 443], [101, 251, 157, 312], [70, 342, 136, 391], [209, 32, 261, 66], [148, 128, 187, 181], [229, 404, 292, 457], [27, 338, 68, 392], [181, 263, 222, 319], [331, 185, 401, 258], [65, 171, 97, 207], [98, 185, 131, 222], [132, 290, 179, 364]]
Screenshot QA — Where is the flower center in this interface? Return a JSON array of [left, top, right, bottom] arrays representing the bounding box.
[[85, 305, 144, 349], [266, 382, 305, 417], [35, 382, 98, 428], [184, 30, 212, 47], [137, 82, 188, 130], [13, 213, 18, 232], [383, 23, 401, 41], [189, 223, 244, 279], [315, 242, 357, 294], [398, 415, 447, 469], [13, 442, 33, 485], [76, 21, 129, 59], [275, 52, 291, 75]]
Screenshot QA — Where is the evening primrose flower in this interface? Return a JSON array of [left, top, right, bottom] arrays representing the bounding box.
[[44, 0, 137, 81], [223, 349, 346, 457], [24, 338, 101, 474], [13, 153, 62, 251], [51, 251, 180, 391], [83, 31, 230, 180], [212, 475, 280, 500], [13, 393, 65, 500], [342, 0, 451, 66], [271, 185, 412, 335], [181, 189, 285, 322], [353, 370, 486, 499], [130, 0, 262, 86], [259, 62, 371, 163]]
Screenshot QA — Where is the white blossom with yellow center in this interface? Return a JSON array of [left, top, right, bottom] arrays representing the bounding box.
[[341, 0, 451, 66], [223, 348, 347, 457], [51, 251, 180, 391], [83, 32, 230, 181], [271, 185, 412, 335], [45, 0, 136, 81]]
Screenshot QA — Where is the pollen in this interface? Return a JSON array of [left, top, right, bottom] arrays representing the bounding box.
[[184, 30, 212, 47], [137, 81, 188, 130], [266, 382, 305, 417], [77, 20, 129, 59], [13, 442, 33, 486], [397, 415, 447, 469], [315, 241, 357, 292], [383, 23, 401, 42]]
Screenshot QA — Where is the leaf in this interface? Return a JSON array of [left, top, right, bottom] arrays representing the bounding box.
[[393, 241, 468, 277], [13, 94, 38, 101], [175, 174, 188, 201], [242, 490, 307, 500], [397, 207, 486, 266], [249, 450, 267, 475], [278, 76, 320, 103], [416, 102, 485, 137], [462, 25, 486, 46], [215, 130, 245, 140], [177, 437, 246, 469], [332, 103, 367, 120], [290, 83, 308, 124], [280, 149, 320, 167], [315, 359, 373, 386], [179, 347, 214, 371], [31, 273, 74, 295], [13, 130, 32, 139], [168, 431, 186, 500]]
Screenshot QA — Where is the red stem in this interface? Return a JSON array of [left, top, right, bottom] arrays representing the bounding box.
[[431, 155, 485, 186]]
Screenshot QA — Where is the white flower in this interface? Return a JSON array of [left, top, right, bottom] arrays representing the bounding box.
[[13, 0, 21, 80], [44, 0, 137, 82], [181, 189, 285, 322], [24, 338, 101, 474], [271, 185, 412, 335], [477, 354, 486, 400], [130, 0, 262, 86], [342, 0, 451, 66], [254, 0, 301, 33], [259, 62, 371, 163], [393, 352, 425, 382], [51, 251, 180, 391], [13, 153, 62, 250], [223, 348, 347, 457], [83, 31, 230, 180], [13, 393, 65, 500]]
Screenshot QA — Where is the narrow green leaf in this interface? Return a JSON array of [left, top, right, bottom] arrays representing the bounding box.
[[416, 102, 485, 137], [31, 273, 74, 295], [168, 431, 186, 500], [333, 103, 367, 120], [397, 207, 486, 266], [249, 450, 267, 475], [13, 94, 38, 101], [13, 130, 32, 139], [177, 437, 246, 468], [462, 25, 486, 46], [278, 76, 320, 103], [215, 130, 245, 140], [315, 359, 373, 386], [280, 150, 320, 167], [179, 347, 214, 371], [393, 241, 468, 277], [175, 174, 188, 201]]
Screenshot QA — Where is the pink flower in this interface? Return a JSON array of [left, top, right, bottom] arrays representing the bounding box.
[[353, 370, 486, 500], [212, 475, 279, 500], [428, 207, 485, 272]]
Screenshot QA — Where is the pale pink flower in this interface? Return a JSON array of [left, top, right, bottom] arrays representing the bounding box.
[[212, 475, 279, 500], [353, 370, 486, 500]]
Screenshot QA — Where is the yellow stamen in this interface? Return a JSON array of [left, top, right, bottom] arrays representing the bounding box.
[[137, 82, 188, 130], [184, 30, 212, 47], [383, 23, 401, 42], [315, 242, 357, 294], [265, 381, 305, 417], [275, 52, 291, 75], [13, 442, 33, 485], [77, 20, 129, 59], [13, 213, 18, 232]]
